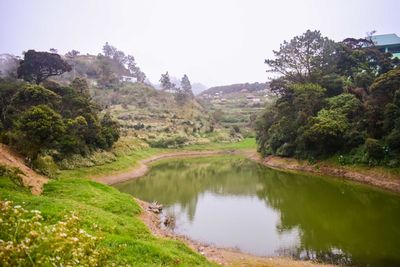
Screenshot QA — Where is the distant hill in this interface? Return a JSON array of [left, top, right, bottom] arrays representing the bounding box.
[[200, 82, 269, 96], [191, 82, 207, 95], [152, 76, 207, 95]]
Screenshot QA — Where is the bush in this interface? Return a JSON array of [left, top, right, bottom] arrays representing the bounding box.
[[0, 165, 23, 187], [148, 136, 189, 148], [0, 200, 112, 266], [32, 154, 59, 178], [365, 138, 384, 161]]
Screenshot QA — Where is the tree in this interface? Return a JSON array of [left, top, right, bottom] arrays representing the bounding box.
[[100, 112, 120, 149], [17, 50, 71, 84], [14, 105, 65, 158], [265, 30, 338, 85], [65, 50, 80, 58], [71, 77, 90, 96], [181, 74, 194, 98], [134, 68, 146, 83], [126, 55, 146, 83], [159, 72, 175, 91], [102, 42, 117, 58]]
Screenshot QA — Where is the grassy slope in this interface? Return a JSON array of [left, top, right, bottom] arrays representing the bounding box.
[[0, 176, 213, 266], [58, 138, 256, 180], [0, 139, 255, 266]]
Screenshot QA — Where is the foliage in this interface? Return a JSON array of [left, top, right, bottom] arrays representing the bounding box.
[[17, 50, 71, 84], [148, 136, 189, 148], [0, 81, 120, 162], [256, 30, 400, 166], [265, 30, 338, 87], [159, 71, 175, 91], [0, 200, 112, 266], [0, 165, 23, 187], [32, 155, 59, 178]]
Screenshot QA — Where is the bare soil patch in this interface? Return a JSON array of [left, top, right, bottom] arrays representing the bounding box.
[[0, 144, 48, 195]]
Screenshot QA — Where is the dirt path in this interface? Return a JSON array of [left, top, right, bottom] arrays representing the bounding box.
[[95, 150, 235, 185], [0, 144, 48, 195]]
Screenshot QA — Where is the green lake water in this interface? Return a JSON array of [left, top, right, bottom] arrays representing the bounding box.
[[114, 156, 400, 266]]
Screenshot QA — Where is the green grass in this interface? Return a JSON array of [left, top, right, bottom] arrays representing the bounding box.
[[58, 138, 256, 180], [183, 137, 256, 151], [0, 175, 214, 266]]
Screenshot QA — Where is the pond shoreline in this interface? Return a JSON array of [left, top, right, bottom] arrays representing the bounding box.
[[261, 155, 400, 194], [95, 149, 400, 194], [135, 198, 332, 267], [94, 149, 399, 266]]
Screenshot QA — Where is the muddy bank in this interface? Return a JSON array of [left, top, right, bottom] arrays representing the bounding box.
[[261, 155, 400, 193], [136, 198, 332, 267]]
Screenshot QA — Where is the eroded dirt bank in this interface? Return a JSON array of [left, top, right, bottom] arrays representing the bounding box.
[[261, 155, 400, 193], [0, 144, 47, 195]]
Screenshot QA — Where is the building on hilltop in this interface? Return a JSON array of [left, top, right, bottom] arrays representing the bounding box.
[[368, 33, 400, 59], [120, 75, 137, 83]]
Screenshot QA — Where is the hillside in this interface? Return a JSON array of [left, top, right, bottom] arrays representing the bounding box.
[[197, 82, 274, 131], [199, 82, 269, 96]]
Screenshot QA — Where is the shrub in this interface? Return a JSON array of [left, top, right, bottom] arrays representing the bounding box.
[[0, 200, 112, 266], [32, 154, 59, 178], [0, 165, 23, 187], [365, 138, 384, 161]]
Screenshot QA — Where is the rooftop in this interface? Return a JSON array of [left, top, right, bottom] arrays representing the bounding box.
[[369, 34, 400, 47]]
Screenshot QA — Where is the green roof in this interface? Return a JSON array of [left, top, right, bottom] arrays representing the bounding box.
[[369, 34, 400, 47]]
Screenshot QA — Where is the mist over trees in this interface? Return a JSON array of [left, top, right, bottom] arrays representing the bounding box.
[[256, 30, 400, 166]]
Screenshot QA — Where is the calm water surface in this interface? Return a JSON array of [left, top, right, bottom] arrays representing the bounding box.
[[114, 156, 400, 266]]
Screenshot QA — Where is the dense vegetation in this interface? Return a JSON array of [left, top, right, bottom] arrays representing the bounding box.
[[0, 50, 120, 174], [256, 30, 400, 166]]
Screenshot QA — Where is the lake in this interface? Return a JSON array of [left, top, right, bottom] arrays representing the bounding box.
[[114, 156, 400, 266]]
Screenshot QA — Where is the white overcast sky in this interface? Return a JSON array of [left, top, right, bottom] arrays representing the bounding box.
[[0, 0, 399, 87]]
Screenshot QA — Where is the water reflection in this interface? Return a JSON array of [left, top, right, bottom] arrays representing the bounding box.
[[115, 156, 400, 266]]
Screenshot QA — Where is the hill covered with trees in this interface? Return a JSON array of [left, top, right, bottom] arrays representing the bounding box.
[[256, 30, 400, 167]]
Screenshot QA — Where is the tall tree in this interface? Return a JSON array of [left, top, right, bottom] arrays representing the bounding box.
[[159, 72, 175, 91], [17, 50, 71, 84], [265, 30, 338, 90], [102, 42, 117, 58], [181, 74, 193, 98]]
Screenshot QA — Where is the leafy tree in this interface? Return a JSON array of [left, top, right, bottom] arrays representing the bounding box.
[[160, 72, 175, 91], [265, 30, 338, 85], [14, 105, 65, 158], [71, 77, 90, 96], [102, 42, 117, 58], [17, 50, 71, 84], [304, 109, 349, 154], [291, 83, 326, 116], [99, 112, 120, 149], [181, 74, 193, 98], [5, 84, 61, 128]]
